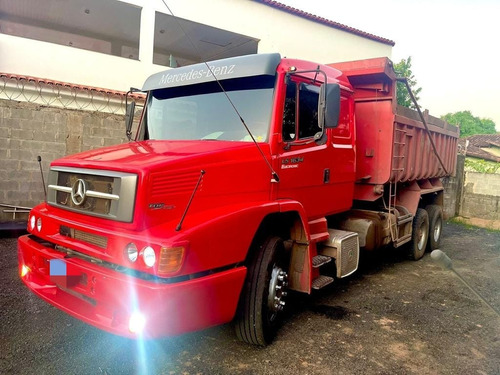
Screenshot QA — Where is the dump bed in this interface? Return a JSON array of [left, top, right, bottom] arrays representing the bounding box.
[[329, 58, 459, 201]]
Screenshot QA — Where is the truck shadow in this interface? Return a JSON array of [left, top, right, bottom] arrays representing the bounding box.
[[283, 246, 414, 322], [79, 247, 416, 369]]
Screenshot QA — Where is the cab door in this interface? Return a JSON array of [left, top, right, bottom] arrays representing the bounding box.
[[276, 78, 354, 219]]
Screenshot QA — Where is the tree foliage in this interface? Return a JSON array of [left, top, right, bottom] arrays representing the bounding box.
[[394, 56, 422, 110], [441, 111, 496, 138]]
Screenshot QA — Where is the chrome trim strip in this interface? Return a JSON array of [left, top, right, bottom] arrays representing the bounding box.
[[50, 166, 135, 179], [48, 185, 119, 200], [85, 191, 119, 200], [332, 143, 353, 149], [48, 185, 72, 193]]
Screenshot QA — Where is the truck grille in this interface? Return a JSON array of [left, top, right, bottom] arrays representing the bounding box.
[[47, 167, 137, 222], [60, 225, 108, 249]]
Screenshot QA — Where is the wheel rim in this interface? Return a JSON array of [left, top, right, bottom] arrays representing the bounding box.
[[417, 222, 428, 250], [433, 218, 442, 242], [267, 266, 288, 322]]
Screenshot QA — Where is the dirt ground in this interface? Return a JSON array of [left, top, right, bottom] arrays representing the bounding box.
[[1, 221, 499, 375]]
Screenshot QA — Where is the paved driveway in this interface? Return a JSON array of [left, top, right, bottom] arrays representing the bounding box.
[[1, 222, 499, 374]]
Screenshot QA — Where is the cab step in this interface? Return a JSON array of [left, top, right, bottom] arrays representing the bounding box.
[[312, 275, 334, 290], [312, 254, 332, 268]]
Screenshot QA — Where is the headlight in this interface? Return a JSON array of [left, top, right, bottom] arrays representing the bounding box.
[[36, 217, 42, 232], [29, 215, 36, 231], [125, 243, 138, 262], [142, 246, 156, 268]]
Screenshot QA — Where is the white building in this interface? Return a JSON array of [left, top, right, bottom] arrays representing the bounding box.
[[0, 0, 394, 92]]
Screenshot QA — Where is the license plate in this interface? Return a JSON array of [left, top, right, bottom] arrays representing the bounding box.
[[49, 259, 81, 288]]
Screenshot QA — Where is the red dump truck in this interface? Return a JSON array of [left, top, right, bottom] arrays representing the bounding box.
[[18, 53, 458, 346]]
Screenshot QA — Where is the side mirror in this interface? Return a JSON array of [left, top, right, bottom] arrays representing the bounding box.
[[320, 83, 341, 129], [125, 101, 136, 140]]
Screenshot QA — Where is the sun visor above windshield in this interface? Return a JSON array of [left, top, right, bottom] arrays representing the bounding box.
[[142, 53, 281, 91]]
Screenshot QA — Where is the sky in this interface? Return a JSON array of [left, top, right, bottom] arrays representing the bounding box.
[[280, 0, 500, 131]]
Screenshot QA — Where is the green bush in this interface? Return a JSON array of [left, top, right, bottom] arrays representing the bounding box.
[[464, 158, 500, 174]]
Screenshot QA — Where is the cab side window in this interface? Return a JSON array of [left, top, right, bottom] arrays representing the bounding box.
[[283, 82, 297, 141], [298, 83, 320, 139], [282, 81, 320, 142]]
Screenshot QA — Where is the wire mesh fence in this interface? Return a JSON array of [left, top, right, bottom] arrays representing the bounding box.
[[0, 73, 145, 115]]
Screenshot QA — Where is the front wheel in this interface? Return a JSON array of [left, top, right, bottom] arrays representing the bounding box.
[[235, 236, 289, 346], [408, 208, 429, 261]]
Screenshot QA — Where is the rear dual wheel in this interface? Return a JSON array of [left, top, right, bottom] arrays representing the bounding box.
[[408, 205, 443, 260], [425, 205, 443, 251], [409, 208, 429, 261]]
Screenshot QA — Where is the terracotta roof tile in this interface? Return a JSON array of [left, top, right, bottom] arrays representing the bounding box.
[[467, 134, 500, 148], [459, 134, 500, 162], [254, 0, 395, 46]]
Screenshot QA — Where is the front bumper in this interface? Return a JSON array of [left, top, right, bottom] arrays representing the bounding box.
[[18, 235, 246, 339]]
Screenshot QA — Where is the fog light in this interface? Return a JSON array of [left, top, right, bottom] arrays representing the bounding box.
[[142, 246, 156, 268], [21, 264, 30, 278], [129, 312, 146, 334], [36, 217, 42, 232], [125, 243, 138, 262], [30, 215, 36, 231]]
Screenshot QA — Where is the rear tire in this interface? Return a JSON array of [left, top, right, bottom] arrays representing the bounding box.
[[235, 236, 289, 346], [425, 205, 443, 251], [408, 208, 429, 261]]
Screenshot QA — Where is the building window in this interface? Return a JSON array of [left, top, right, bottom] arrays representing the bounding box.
[[0, 0, 140, 60], [153, 12, 259, 68]]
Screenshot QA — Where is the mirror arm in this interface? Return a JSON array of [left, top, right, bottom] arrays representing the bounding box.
[[124, 87, 143, 141]]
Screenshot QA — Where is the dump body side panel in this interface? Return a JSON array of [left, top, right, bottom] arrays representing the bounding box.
[[329, 58, 459, 202], [394, 106, 459, 182]]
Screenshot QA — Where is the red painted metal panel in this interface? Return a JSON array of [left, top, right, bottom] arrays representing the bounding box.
[[329, 58, 459, 202], [18, 235, 246, 338], [352, 100, 395, 184]]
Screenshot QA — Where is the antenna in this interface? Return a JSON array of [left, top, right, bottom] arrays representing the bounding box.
[[176, 170, 205, 231], [159, 0, 279, 183], [37, 156, 47, 201]]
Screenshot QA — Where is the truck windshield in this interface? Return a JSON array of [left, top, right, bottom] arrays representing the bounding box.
[[145, 75, 275, 142]]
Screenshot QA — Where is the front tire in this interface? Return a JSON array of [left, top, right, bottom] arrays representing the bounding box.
[[235, 236, 289, 346], [408, 208, 429, 261], [425, 205, 443, 251]]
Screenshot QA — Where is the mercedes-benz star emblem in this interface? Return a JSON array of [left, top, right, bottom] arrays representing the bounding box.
[[71, 179, 87, 206]]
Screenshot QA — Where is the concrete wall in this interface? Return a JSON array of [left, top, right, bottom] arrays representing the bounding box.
[[460, 171, 500, 221], [0, 99, 127, 222], [442, 154, 500, 222], [442, 154, 465, 219], [2, 100, 497, 225]]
